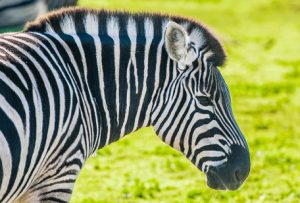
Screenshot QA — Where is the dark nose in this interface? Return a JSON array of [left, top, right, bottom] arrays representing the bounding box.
[[206, 145, 250, 190], [228, 145, 250, 185]]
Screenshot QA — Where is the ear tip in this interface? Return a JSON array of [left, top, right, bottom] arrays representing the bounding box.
[[166, 21, 178, 26], [164, 21, 192, 63], [165, 21, 187, 40], [166, 21, 181, 30]]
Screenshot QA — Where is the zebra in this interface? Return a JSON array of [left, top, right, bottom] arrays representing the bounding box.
[[0, 7, 250, 202], [0, 0, 77, 28]]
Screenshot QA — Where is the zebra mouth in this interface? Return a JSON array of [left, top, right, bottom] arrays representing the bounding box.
[[206, 169, 227, 190], [206, 168, 242, 190], [206, 167, 241, 191]]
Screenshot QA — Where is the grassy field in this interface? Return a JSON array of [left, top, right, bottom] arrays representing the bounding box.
[[1, 0, 300, 202]]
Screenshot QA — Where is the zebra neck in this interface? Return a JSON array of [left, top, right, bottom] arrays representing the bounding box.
[[25, 9, 179, 151], [63, 25, 170, 151]]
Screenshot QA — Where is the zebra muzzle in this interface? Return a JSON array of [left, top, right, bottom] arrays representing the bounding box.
[[205, 145, 250, 190]]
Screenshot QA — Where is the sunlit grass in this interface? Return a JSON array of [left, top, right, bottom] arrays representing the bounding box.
[[1, 0, 299, 202]]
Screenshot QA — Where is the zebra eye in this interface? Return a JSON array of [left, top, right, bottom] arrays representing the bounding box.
[[196, 96, 212, 106], [219, 139, 227, 146]]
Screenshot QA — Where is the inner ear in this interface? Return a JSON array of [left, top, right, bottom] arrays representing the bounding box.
[[164, 21, 198, 68], [164, 21, 188, 62]]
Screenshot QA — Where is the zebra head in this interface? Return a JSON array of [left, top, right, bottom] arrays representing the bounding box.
[[151, 21, 250, 190]]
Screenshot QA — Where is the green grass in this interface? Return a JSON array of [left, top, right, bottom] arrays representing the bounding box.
[[2, 0, 300, 202]]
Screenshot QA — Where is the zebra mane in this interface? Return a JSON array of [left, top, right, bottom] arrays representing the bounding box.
[[24, 7, 226, 66]]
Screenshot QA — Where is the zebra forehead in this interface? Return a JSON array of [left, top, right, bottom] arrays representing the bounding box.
[[24, 7, 226, 66]]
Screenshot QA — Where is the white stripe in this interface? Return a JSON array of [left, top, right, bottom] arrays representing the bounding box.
[[188, 121, 230, 161], [165, 62, 179, 102], [42, 104, 81, 173], [195, 135, 230, 153], [84, 14, 99, 35], [133, 18, 154, 130], [142, 22, 166, 127], [60, 15, 94, 148], [0, 59, 28, 89], [0, 93, 27, 202], [0, 94, 25, 139], [150, 58, 170, 121], [84, 16, 112, 147], [164, 94, 196, 150], [107, 17, 121, 125], [0, 131, 12, 199], [120, 59, 132, 137], [157, 89, 185, 139], [155, 81, 192, 143], [127, 18, 138, 94], [195, 150, 226, 168], [60, 16, 94, 147], [201, 160, 227, 171], [60, 15, 77, 35], [200, 50, 213, 89], [215, 107, 238, 144], [84, 14, 101, 152], [45, 23, 55, 33]]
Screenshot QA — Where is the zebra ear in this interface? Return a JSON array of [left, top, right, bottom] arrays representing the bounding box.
[[164, 22, 197, 69]]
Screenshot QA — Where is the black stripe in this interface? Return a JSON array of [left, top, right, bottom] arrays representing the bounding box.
[[117, 17, 131, 135], [98, 21, 118, 144], [137, 22, 161, 127], [0, 106, 21, 200]]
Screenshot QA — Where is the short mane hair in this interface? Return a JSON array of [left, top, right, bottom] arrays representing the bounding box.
[[25, 7, 226, 66]]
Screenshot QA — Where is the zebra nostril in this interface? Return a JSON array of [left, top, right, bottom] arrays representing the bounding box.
[[234, 169, 241, 182], [227, 145, 250, 184]]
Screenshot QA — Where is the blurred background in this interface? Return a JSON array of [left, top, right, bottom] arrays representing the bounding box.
[[1, 0, 300, 202], [0, 0, 77, 30]]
